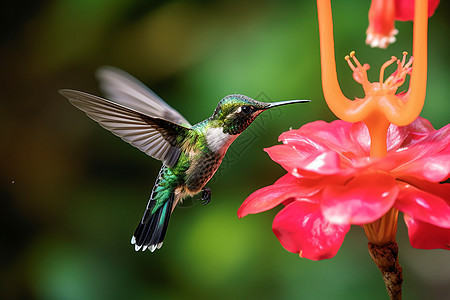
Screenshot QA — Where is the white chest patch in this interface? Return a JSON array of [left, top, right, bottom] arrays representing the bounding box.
[[205, 127, 237, 153]]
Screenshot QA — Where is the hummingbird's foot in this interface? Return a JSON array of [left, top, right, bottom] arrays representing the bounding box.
[[201, 187, 211, 205]]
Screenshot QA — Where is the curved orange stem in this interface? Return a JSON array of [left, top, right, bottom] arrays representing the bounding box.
[[317, 0, 359, 122], [387, 0, 428, 126]]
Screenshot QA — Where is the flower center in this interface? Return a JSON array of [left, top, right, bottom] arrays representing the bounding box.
[[345, 51, 413, 97]]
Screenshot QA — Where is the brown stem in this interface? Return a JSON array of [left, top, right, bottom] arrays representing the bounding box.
[[368, 242, 403, 300]]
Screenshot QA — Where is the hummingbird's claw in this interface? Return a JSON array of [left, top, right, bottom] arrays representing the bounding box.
[[201, 187, 211, 205]]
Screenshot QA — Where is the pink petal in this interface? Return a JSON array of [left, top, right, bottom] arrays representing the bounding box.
[[398, 179, 450, 203], [237, 174, 349, 218], [281, 120, 352, 146], [388, 123, 450, 179], [265, 145, 343, 176], [404, 214, 450, 250], [237, 175, 303, 218], [394, 0, 440, 21], [400, 122, 450, 153], [393, 155, 450, 182], [349, 122, 371, 155], [321, 172, 398, 225], [273, 201, 350, 260], [404, 116, 435, 136], [395, 183, 450, 228], [281, 120, 363, 157], [386, 123, 409, 151]]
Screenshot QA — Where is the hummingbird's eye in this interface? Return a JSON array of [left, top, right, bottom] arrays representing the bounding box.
[[240, 106, 253, 114]]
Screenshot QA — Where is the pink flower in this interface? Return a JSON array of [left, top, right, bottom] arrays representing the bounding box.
[[238, 118, 450, 260], [366, 0, 440, 48]]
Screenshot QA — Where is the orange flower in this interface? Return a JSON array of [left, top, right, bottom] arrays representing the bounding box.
[[366, 0, 440, 48]]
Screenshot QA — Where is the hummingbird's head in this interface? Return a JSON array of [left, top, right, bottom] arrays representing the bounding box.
[[211, 94, 309, 135]]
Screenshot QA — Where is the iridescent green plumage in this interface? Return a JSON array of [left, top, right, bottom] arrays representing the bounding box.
[[60, 67, 310, 252]]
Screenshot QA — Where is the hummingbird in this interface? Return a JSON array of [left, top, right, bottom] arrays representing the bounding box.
[[60, 67, 309, 252]]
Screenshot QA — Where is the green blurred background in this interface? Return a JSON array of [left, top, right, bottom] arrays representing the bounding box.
[[1, 0, 449, 299]]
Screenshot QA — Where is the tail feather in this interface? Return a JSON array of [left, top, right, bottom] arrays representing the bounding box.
[[132, 193, 174, 252]]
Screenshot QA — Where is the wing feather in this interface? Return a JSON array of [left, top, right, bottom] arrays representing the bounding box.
[[96, 66, 191, 127], [60, 89, 191, 167]]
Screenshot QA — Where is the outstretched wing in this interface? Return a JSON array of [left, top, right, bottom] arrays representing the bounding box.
[[60, 89, 192, 167], [96, 66, 191, 127]]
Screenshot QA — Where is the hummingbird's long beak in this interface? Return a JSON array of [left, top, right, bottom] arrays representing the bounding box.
[[265, 99, 310, 109]]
